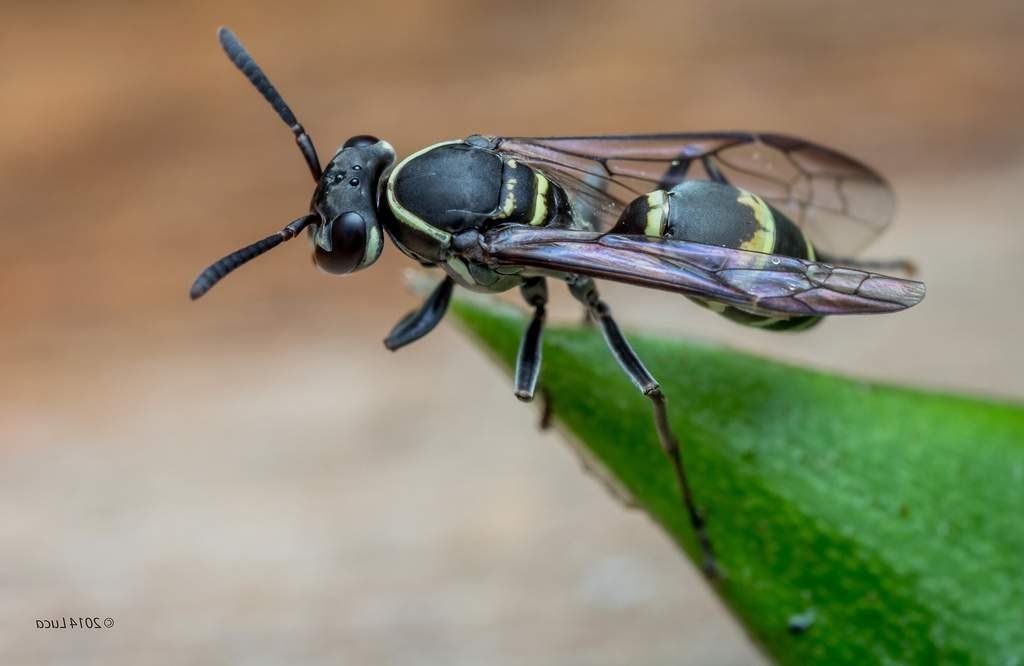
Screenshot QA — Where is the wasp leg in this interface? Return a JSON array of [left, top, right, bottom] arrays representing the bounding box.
[[701, 156, 729, 185], [816, 253, 918, 276], [515, 277, 548, 402], [537, 389, 554, 430], [568, 277, 718, 578], [383, 276, 455, 351]]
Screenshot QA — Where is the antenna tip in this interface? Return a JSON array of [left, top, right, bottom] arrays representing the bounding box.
[[217, 26, 237, 48], [189, 280, 208, 301]]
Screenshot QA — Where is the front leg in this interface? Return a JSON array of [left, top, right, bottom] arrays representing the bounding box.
[[514, 277, 548, 402], [383, 276, 454, 351], [568, 277, 718, 578]]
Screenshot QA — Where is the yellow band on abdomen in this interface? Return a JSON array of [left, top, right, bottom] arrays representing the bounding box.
[[735, 189, 777, 254], [528, 172, 550, 226], [644, 190, 668, 237]]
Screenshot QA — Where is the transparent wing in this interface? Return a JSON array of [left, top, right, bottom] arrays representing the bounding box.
[[492, 133, 895, 256], [475, 226, 924, 317]]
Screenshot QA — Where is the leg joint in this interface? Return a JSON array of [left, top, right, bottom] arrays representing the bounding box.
[[520, 277, 548, 308]]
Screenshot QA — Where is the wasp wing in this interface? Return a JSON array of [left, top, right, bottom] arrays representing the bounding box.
[[492, 133, 894, 256], [476, 226, 924, 317]]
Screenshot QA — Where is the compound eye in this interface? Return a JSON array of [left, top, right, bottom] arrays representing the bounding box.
[[343, 135, 379, 149], [313, 211, 367, 274]]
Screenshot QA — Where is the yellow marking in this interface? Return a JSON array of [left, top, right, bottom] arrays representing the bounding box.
[[747, 316, 784, 328], [386, 140, 459, 246], [529, 172, 550, 225], [496, 178, 517, 218], [444, 256, 476, 286], [787, 316, 821, 331], [362, 224, 382, 267], [705, 300, 727, 314], [805, 237, 816, 261], [735, 189, 777, 254], [690, 298, 727, 314], [644, 190, 668, 237], [507, 158, 518, 168]]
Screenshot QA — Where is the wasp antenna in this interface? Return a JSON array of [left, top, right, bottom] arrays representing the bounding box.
[[217, 27, 322, 182], [190, 214, 316, 300]]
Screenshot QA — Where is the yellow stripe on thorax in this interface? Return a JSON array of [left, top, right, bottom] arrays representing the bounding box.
[[495, 177, 518, 219], [385, 140, 458, 246]]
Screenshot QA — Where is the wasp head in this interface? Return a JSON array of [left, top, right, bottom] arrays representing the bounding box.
[[190, 30, 401, 300], [310, 135, 396, 274]]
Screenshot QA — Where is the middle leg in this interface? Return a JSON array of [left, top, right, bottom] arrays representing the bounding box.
[[514, 277, 548, 402]]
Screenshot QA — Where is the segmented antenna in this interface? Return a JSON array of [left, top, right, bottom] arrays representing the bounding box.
[[190, 215, 316, 300], [218, 27, 322, 181]]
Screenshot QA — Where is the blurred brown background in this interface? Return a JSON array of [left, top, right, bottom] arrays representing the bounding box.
[[2, 1, 1022, 663]]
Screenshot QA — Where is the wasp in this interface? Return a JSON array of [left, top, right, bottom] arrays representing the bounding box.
[[191, 28, 925, 577]]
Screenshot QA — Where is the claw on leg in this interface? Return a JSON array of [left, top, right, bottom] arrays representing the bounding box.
[[537, 389, 553, 430]]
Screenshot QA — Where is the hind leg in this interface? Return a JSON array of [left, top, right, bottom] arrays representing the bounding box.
[[568, 277, 718, 578]]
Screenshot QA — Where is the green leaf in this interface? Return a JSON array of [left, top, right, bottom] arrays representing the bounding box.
[[449, 295, 1024, 665]]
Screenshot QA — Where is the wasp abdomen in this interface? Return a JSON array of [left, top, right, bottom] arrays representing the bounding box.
[[613, 181, 820, 330], [613, 181, 811, 257]]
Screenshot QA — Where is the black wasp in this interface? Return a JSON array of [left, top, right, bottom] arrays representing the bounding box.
[[191, 28, 925, 577]]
